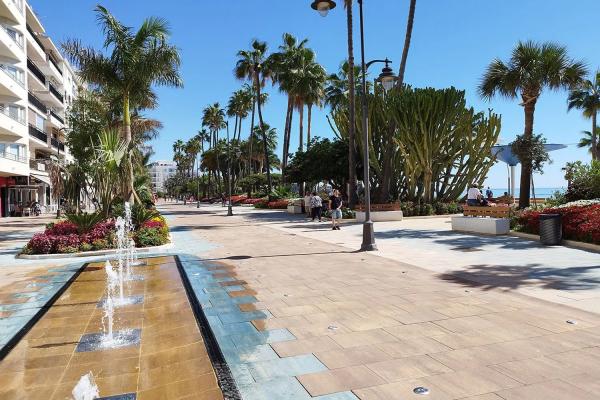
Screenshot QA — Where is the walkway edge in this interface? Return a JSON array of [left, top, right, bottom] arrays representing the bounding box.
[[509, 231, 600, 254]]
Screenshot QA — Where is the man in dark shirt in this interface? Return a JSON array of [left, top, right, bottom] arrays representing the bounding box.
[[329, 189, 342, 230]]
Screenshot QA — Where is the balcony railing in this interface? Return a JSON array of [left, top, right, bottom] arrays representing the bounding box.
[[2, 24, 23, 49], [28, 91, 47, 113], [27, 58, 46, 85], [29, 124, 47, 143], [51, 137, 65, 152], [49, 82, 63, 103], [0, 64, 24, 87], [0, 151, 26, 163], [48, 54, 63, 75], [0, 103, 25, 125], [11, 0, 24, 15], [26, 24, 44, 52], [50, 109, 64, 125], [29, 158, 46, 171]]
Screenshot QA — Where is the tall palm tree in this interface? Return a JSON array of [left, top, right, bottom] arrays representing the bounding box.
[[304, 61, 327, 150], [63, 5, 183, 203], [568, 71, 600, 161], [270, 33, 308, 173], [479, 41, 587, 208], [397, 0, 417, 88], [202, 103, 226, 148], [344, 0, 358, 208], [577, 129, 600, 156], [235, 40, 274, 195]]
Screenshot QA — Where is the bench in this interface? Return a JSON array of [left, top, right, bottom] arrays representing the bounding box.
[[451, 205, 511, 235]]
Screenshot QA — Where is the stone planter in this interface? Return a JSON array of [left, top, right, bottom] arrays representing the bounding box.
[[355, 210, 403, 222], [287, 205, 304, 214]]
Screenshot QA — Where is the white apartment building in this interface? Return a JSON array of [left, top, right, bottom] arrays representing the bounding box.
[[149, 161, 177, 193], [0, 0, 78, 217]]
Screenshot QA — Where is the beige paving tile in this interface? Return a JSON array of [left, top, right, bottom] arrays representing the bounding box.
[[315, 345, 392, 369], [419, 367, 520, 398], [298, 365, 386, 396], [271, 336, 342, 357], [330, 329, 396, 349], [561, 373, 600, 396], [375, 336, 451, 358], [353, 380, 453, 400], [366, 355, 453, 382], [383, 322, 452, 339], [496, 379, 598, 400], [491, 356, 585, 384]]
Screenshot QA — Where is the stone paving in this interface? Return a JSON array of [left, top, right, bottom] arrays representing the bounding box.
[[160, 203, 600, 399]]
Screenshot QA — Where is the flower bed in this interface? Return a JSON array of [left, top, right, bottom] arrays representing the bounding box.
[[22, 214, 170, 255], [514, 202, 600, 245], [230, 194, 248, 204], [243, 198, 265, 205], [267, 200, 290, 209]]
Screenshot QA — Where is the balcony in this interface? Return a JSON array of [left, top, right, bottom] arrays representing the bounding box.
[[0, 150, 26, 163], [50, 109, 64, 125], [48, 54, 62, 76], [50, 137, 65, 152], [27, 58, 45, 85], [0, 64, 25, 98], [28, 123, 47, 143], [25, 23, 45, 61], [49, 82, 63, 103], [0, 23, 22, 59], [28, 91, 47, 113], [0, 63, 24, 87], [29, 158, 46, 172]]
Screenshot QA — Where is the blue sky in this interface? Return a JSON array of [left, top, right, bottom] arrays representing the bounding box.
[[31, 0, 597, 190]]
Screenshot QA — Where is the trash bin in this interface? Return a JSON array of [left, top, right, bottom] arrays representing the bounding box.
[[539, 214, 562, 245]]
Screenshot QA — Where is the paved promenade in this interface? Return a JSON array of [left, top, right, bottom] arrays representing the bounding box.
[[157, 203, 600, 399]]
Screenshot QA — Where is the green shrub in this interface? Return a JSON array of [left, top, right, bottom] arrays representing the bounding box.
[[134, 227, 167, 247], [92, 239, 111, 250], [80, 242, 93, 252], [545, 190, 568, 207], [57, 245, 79, 254], [565, 161, 600, 202], [130, 204, 160, 229]]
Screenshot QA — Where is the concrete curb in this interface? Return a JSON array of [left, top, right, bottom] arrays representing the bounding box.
[[17, 237, 174, 260], [509, 231, 600, 254]]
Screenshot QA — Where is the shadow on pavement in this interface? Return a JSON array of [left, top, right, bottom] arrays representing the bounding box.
[[440, 263, 600, 291], [202, 250, 355, 261]]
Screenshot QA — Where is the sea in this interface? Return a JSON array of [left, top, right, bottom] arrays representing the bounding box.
[[486, 187, 565, 199]]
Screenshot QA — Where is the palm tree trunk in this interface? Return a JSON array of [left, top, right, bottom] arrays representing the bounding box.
[[307, 103, 313, 150], [248, 97, 256, 174], [346, 2, 358, 209], [122, 94, 135, 204], [397, 0, 416, 88], [282, 97, 293, 176], [519, 101, 536, 208], [255, 71, 272, 195], [592, 112, 598, 161], [298, 105, 304, 153], [233, 116, 239, 146], [237, 115, 243, 141]]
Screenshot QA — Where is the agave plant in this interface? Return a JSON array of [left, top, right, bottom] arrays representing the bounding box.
[[130, 204, 160, 230], [65, 212, 105, 234]]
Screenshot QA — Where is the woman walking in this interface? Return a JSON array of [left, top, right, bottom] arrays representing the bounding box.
[[310, 192, 323, 222], [329, 189, 343, 230]]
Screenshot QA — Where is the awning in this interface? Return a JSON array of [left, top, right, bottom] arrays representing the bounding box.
[[30, 173, 51, 186]]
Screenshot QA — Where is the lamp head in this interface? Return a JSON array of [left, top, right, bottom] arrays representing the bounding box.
[[311, 0, 336, 17]]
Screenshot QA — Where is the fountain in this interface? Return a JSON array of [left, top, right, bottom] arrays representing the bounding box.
[[72, 372, 99, 400], [102, 261, 118, 342]]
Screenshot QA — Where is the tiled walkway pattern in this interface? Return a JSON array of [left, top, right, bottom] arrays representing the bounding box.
[[0, 263, 82, 349], [164, 203, 600, 400], [0, 256, 222, 400]]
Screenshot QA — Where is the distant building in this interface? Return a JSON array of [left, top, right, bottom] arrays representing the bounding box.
[[0, 0, 79, 216], [149, 161, 177, 192]]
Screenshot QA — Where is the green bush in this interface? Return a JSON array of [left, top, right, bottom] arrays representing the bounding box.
[[565, 161, 600, 202], [80, 242, 93, 252], [134, 227, 167, 247], [545, 190, 568, 207], [92, 239, 111, 251], [58, 245, 79, 254], [66, 212, 104, 234]]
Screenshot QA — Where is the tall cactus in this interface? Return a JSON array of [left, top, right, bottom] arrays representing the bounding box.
[[332, 86, 500, 203]]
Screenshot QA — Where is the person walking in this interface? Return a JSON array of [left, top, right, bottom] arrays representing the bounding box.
[[304, 192, 312, 218], [310, 192, 323, 222], [329, 189, 343, 230]]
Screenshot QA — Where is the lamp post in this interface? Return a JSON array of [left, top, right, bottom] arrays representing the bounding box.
[[196, 163, 201, 208], [226, 121, 233, 216], [311, 0, 396, 251]]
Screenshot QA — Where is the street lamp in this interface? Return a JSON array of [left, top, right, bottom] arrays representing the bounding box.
[[310, 0, 336, 17], [312, 0, 396, 251], [226, 121, 233, 216]]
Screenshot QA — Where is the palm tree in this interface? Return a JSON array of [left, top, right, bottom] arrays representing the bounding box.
[[568, 71, 600, 161], [270, 33, 308, 173], [235, 40, 274, 195], [343, 0, 358, 208], [202, 103, 226, 148], [63, 5, 183, 203], [397, 0, 417, 88], [479, 41, 587, 208], [577, 129, 600, 155]]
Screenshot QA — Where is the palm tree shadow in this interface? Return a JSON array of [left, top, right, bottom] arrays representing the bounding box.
[[440, 263, 600, 292]]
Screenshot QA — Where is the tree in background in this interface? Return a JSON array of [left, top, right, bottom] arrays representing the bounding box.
[[577, 129, 600, 156], [568, 70, 600, 161], [479, 41, 586, 208]]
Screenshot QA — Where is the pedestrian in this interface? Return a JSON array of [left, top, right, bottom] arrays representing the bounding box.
[[304, 192, 312, 218], [485, 186, 494, 200], [329, 189, 342, 230], [221, 193, 226, 207], [467, 184, 483, 206], [310, 192, 322, 222]]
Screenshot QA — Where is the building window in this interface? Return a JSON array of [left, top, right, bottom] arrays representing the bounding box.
[[34, 112, 44, 130]]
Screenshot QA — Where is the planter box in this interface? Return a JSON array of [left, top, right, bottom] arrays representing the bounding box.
[[355, 210, 403, 222], [451, 216, 509, 235], [287, 205, 304, 214]]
